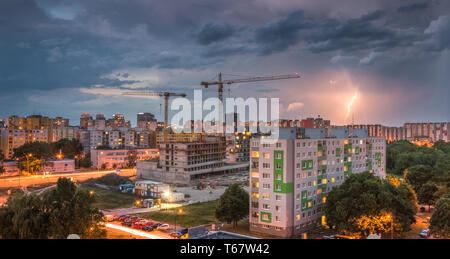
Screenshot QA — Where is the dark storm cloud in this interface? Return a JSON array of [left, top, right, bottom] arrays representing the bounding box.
[[253, 9, 423, 55], [0, 0, 449, 124], [421, 15, 450, 51], [254, 11, 311, 55], [196, 22, 237, 45], [397, 2, 429, 13]]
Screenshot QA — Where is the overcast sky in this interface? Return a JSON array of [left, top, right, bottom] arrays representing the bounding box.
[[0, 0, 449, 126]]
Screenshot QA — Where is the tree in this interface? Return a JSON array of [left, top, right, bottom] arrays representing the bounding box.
[[13, 142, 53, 161], [433, 140, 450, 154], [43, 178, 106, 239], [397, 183, 418, 212], [127, 153, 137, 168], [0, 177, 106, 239], [417, 182, 438, 212], [324, 172, 416, 237], [429, 194, 450, 238], [215, 184, 249, 229], [79, 155, 92, 168], [0, 194, 51, 239], [101, 163, 107, 170], [404, 165, 433, 193], [52, 138, 83, 159]]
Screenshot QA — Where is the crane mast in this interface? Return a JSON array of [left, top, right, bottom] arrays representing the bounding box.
[[122, 91, 186, 142]]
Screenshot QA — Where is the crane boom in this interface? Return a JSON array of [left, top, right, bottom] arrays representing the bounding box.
[[200, 72, 301, 168], [200, 73, 300, 86]]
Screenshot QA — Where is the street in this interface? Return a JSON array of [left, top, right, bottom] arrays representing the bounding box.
[[0, 169, 136, 188]]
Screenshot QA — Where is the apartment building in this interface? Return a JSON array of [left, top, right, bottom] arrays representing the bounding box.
[[0, 129, 48, 159], [227, 131, 251, 163], [249, 127, 386, 238], [6, 115, 70, 143], [90, 148, 159, 169], [350, 122, 449, 143]]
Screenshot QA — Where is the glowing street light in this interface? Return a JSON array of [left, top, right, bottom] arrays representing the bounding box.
[[387, 214, 394, 239]]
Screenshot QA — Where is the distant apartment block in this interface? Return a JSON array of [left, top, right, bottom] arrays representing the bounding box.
[[350, 122, 449, 143], [90, 148, 159, 169], [249, 127, 386, 238], [137, 112, 157, 130], [0, 129, 48, 159], [5, 115, 70, 143]]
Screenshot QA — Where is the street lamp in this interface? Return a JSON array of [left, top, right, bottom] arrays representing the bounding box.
[[387, 214, 394, 239], [26, 153, 32, 174], [175, 208, 183, 232]]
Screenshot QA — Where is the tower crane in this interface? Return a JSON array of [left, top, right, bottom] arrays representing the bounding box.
[[200, 72, 301, 167], [122, 90, 186, 142], [200, 72, 301, 127]]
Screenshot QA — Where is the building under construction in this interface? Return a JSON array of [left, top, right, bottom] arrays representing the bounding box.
[[137, 133, 249, 185]]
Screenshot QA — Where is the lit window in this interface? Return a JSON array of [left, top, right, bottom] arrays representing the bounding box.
[[251, 151, 260, 158]]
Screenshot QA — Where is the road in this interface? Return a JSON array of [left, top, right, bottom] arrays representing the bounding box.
[[0, 169, 136, 188], [106, 222, 174, 239]]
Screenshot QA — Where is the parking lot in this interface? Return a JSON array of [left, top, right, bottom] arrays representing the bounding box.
[[105, 214, 187, 239]]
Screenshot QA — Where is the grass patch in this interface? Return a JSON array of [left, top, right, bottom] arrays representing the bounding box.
[[137, 200, 219, 227], [79, 185, 139, 210], [26, 182, 56, 192], [83, 173, 132, 187], [0, 187, 23, 197]]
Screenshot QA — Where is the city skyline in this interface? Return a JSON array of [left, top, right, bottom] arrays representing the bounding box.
[[0, 0, 449, 127]]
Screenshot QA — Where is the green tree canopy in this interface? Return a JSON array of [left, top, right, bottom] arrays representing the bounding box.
[[324, 171, 416, 237], [215, 184, 249, 229], [404, 165, 433, 193], [0, 177, 106, 239], [52, 138, 83, 159], [433, 140, 450, 154], [13, 142, 53, 160], [417, 182, 438, 211], [429, 194, 450, 238]]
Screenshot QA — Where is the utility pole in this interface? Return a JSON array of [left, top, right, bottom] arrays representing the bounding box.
[[391, 216, 394, 239]]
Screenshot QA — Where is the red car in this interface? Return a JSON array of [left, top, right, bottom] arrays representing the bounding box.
[[118, 215, 130, 221]]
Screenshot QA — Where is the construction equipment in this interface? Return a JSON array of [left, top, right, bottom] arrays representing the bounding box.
[[200, 72, 301, 125], [122, 91, 187, 142], [200, 72, 301, 169]]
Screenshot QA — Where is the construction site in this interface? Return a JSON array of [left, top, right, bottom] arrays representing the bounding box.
[[125, 72, 301, 186]]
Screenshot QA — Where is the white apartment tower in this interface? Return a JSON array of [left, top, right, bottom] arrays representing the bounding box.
[[249, 127, 386, 238]]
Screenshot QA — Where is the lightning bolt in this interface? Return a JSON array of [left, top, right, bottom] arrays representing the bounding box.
[[347, 92, 358, 117]]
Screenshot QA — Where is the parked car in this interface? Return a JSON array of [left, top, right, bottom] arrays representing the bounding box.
[[419, 229, 430, 238], [142, 225, 155, 232], [122, 221, 133, 227], [118, 215, 130, 221], [157, 224, 170, 230], [104, 215, 115, 222], [170, 232, 182, 239]]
